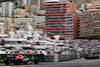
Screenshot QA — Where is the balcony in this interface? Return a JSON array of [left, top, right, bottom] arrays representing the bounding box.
[[66, 32, 73, 34], [46, 16, 66, 18], [46, 19, 65, 21], [66, 29, 73, 31], [46, 33, 66, 36], [66, 18, 74, 20], [45, 30, 66, 32], [45, 6, 62, 8], [65, 24, 74, 26], [46, 22, 65, 24], [45, 25, 64, 26], [45, 27, 65, 29], [66, 21, 74, 23], [45, 14, 65, 16], [52, 33, 66, 35], [45, 8, 66, 10], [66, 35, 73, 36], [46, 11, 66, 13]]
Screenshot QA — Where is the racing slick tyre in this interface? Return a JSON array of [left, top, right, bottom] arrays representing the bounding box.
[[16, 59, 23, 65], [34, 60, 38, 64], [4, 60, 10, 65], [85, 57, 88, 59], [92, 56, 96, 59], [96, 56, 99, 59], [34, 57, 39, 64], [93, 56, 98, 59]]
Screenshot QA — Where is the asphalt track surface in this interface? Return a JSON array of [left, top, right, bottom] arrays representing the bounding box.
[[1, 55, 100, 67]]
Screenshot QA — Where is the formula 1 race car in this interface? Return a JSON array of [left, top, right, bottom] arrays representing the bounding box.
[[4, 55, 39, 65], [85, 53, 99, 59]]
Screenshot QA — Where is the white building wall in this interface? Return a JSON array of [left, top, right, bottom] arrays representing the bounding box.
[[22, 0, 31, 5], [34, 16, 45, 28], [23, 0, 27, 5], [1, 2, 14, 17], [0, 7, 2, 16], [1, 2, 5, 17], [14, 18, 34, 23], [9, 3, 12, 17]]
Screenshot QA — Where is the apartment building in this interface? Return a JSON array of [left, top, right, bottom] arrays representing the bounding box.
[[30, 0, 45, 14], [14, 18, 34, 28], [14, 8, 26, 18], [79, 1, 100, 37], [65, 13, 80, 39], [0, 28, 16, 34], [0, 17, 13, 28], [34, 16, 45, 29], [79, 10, 100, 37], [45, 1, 77, 38], [1, 1, 14, 17]]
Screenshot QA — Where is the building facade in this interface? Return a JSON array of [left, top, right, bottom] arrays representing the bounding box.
[[0, 17, 13, 28], [14, 0, 21, 8], [34, 16, 45, 29], [14, 8, 26, 18], [65, 13, 80, 39], [45, 2, 77, 38], [1, 1, 14, 17], [86, 1, 100, 9], [20, 0, 31, 6], [14, 8, 34, 18], [14, 18, 34, 28], [79, 10, 100, 37], [30, 5, 38, 14], [31, 0, 38, 5], [21, 5, 30, 12], [0, 28, 16, 34], [79, 1, 100, 37], [30, 0, 45, 14], [0, 7, 2, 16]]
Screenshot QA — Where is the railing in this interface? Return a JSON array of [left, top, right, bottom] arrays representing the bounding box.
[[44, 53, 86, 62], [45, 27, 65, 29], [46, 8, 66, 10], [46, 19, 65, 21], [45, 14, 65, 16], [46, 11, 66, 13], [46, 22, 65, 24], [45, 30, 66, 32], [46, 16, 66, 18]]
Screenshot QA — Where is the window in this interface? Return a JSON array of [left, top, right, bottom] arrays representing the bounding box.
[[91, 13, 93, 15], [67, 9, 69, 10], [63, 4, 66, 5]]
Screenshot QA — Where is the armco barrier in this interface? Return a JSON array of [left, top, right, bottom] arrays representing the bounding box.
[[80, 53, 85, 58], [59, 54, 77, 62], [44, 55, 54, 62], [45, 53, 85, 62], [0, 54, 44, 63], [44, 54, 77, 62]]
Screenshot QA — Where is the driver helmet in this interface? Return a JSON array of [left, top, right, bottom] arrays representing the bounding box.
[[16, 55, 24, 59]]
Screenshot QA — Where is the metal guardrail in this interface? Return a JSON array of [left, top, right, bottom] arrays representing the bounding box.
[[59, 54, 77, 62], [44, 55, 54, 62], [44, 53, 86, 62]]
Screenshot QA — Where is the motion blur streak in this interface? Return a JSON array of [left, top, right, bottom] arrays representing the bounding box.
[[1, 65, 32, 67]]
